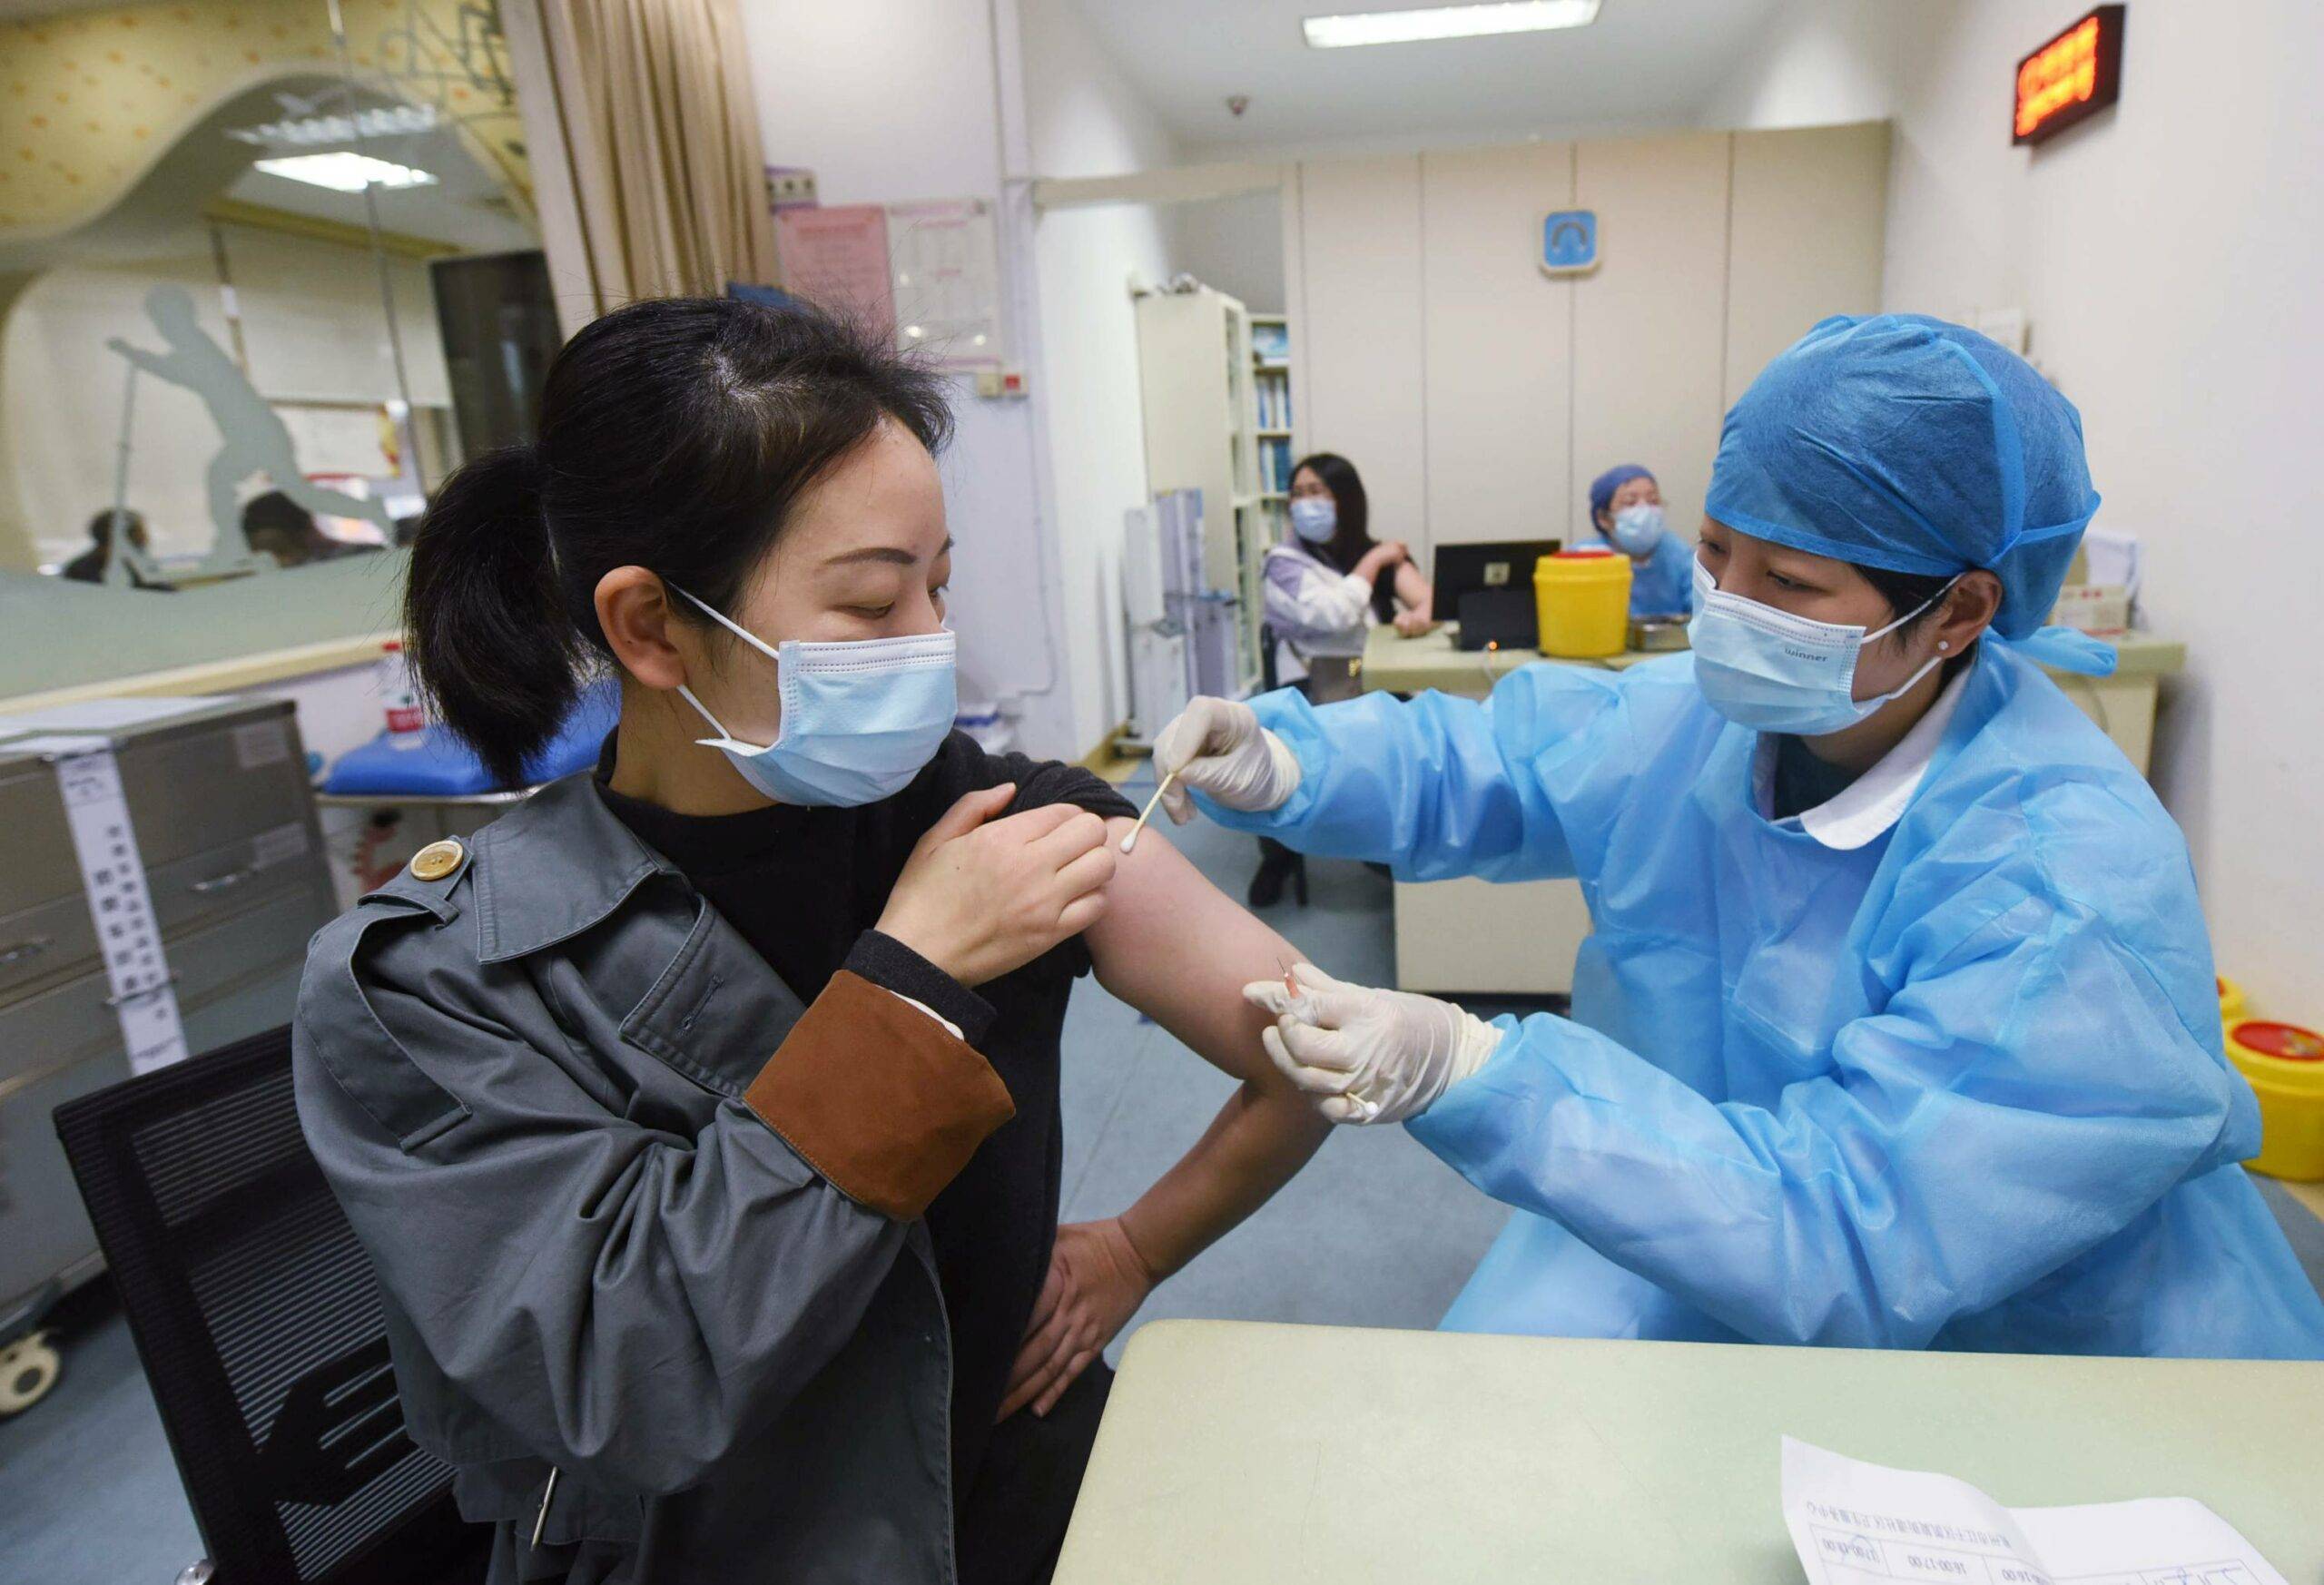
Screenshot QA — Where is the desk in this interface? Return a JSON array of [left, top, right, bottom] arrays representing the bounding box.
[[1055, 1321, 2324, 1584], [1361, 625, 2186, 996]]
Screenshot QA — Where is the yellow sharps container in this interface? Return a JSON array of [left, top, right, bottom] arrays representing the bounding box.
[[2225, 1019, 2324, 1181], [1535, 547, 1632, 659]]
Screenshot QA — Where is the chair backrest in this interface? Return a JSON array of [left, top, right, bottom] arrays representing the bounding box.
[[54, 1027, 479, 1585]]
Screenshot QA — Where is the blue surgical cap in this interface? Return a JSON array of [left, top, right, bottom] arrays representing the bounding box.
[[1590, 464, 1655, 523], [1705, 314, 2101, 642]]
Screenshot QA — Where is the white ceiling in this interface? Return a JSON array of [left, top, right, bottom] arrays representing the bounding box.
[[1063, 0, 1788, 153], [217, 104, 538, 256]]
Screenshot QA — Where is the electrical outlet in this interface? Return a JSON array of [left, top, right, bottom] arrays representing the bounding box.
[[764, 166, 817, 211]]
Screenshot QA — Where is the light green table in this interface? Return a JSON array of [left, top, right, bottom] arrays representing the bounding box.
[[1360, 625, 2186, 995], [1359, 624, 2187, 693], [1056, 1320, 2323, 1584]]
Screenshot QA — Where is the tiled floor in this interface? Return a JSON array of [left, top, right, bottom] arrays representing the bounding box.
[[4, 775, 2319, 1584]]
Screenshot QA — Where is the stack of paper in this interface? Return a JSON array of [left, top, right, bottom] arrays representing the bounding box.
[[1782, 1437, 2288, 1585]]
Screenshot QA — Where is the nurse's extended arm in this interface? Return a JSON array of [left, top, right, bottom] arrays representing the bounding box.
[[1263, 891, 2242, 1349], [997, 820, 1330, 1418], [1155, 665, 1655, 883]]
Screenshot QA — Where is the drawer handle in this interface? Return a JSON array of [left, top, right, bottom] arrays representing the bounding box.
[[0, 936, 52, 970], [189, 866, 258, 896], [104, 972, 181, 1009]]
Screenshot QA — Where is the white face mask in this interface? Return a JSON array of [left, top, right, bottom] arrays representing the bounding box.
[[672, 587, 958, 807], [1609, 502, 1667, 557], [1686, 558, 1961, 735], [1289, 497, 1337, 543]]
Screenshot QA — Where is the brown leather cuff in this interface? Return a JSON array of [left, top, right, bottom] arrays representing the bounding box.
[[743, 970, 1016, 1220]]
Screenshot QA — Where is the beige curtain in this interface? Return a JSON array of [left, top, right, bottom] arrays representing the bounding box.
[[533, 0, 780, 307]]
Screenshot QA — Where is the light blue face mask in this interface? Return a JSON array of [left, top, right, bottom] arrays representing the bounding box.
[[1687, 558, 1959, 736], [1609, 502, 1666, 557], [672, 587, 957, 807], [1289, 497, 1337, 543]]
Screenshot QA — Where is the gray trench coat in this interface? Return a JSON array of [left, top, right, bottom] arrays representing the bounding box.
[[293, 774, 1019, 1583]]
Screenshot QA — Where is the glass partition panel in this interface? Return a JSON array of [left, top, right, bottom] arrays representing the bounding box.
[[0, 0, 558, 697]]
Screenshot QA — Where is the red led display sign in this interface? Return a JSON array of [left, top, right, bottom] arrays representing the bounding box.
[[2014, 5, 2126, 145]]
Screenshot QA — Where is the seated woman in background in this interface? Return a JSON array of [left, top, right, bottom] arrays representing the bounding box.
[[1248, 452, 1433, 907], [1588, 463, 1693, 617], [294, 299, 1328, 1585], [59, 507, 169, 589]]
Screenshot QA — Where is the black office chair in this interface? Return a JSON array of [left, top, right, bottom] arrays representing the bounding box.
[[54, 1028, 487, 1585]]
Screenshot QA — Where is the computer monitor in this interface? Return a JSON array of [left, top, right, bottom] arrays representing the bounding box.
[[1433, 539, 1561, 651]]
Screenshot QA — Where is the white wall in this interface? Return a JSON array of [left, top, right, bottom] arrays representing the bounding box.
[[1169, 190, 1285, 315], [1703, 0, 2324, 1009], [1020, 0, 1184, 750], [737, 0, 1084, 755], [1287, 123, 1888, 559], [1867, 0, 2324, 1012], [1696, 0, 1956, 132]]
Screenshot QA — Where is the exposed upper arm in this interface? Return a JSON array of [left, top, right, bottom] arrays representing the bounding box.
[[1085, 816, 1302, 1088], [1393, 557, 1432, 611]]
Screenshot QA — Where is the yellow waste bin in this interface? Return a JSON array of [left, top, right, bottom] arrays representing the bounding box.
[[1535, 547, 1632, 659], [2225, 1019, 2324, 1181], [2217, 976, 2248, 1025]]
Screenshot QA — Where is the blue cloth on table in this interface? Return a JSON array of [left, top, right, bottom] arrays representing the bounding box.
[[322, 679, 619, 796]]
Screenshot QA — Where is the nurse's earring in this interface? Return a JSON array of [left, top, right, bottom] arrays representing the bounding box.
[[1938, 641, 1951, 652]]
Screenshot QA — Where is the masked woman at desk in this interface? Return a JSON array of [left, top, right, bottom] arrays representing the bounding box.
[[1586, 463, 1693, 618], [1248, 452, 1434, 906], [292, 299, 1328, 1585]]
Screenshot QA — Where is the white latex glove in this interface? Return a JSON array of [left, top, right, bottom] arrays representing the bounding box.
[[1152, 696, 1303, 826], [1241, 963, 1503, 1125]]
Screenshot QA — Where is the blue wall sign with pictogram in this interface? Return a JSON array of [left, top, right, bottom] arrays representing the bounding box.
[[1541, 210, 1599, 276]]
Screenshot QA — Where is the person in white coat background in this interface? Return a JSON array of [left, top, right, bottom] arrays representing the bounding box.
[[1251, 452, 1433, 908]]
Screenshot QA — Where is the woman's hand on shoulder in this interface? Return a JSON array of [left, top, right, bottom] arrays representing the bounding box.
[[1356, 540, 1408, 581], [877, 785, 1117, 987]]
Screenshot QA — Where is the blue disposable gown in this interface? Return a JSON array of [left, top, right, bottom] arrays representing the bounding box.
[[1203, 647, 2324, 1357], [1616, 530, 1694, 619]]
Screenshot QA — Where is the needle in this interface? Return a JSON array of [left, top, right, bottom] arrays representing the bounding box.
[[1119, 770, 1178, 854]]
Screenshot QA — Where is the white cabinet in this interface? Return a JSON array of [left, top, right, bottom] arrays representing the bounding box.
[[1135, 284, 1264, 692]]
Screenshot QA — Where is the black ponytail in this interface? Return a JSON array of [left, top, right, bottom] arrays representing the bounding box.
[[403, 446, 586, 785], [402, 298, 952, 785]]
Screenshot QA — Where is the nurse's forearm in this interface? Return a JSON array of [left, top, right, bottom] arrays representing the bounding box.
[[1088, 818, 1331, 1279]]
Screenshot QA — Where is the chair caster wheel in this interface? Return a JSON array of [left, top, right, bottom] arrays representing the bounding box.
[[0, 1330, 61, 1414]]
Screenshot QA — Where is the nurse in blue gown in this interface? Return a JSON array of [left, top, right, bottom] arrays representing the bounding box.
[[1587, 463, 1693, 617], [1154, 315, 2324, 1360]]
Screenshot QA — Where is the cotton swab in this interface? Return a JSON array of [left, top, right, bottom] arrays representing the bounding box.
[[1119, 770, 1178, 854]]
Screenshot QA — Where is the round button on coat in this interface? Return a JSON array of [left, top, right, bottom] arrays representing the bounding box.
[[409, 839, 466, 881]]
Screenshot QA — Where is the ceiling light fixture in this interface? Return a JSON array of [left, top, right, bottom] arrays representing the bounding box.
[[227, 103, 440, 148], [252, 153, 438, 193], [1303, 0, 1600, 49]]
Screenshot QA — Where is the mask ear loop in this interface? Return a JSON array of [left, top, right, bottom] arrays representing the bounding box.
[[667, 583, 774, 743], [1864, 574, 1965, 644], [675, 684, 733, 741]]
